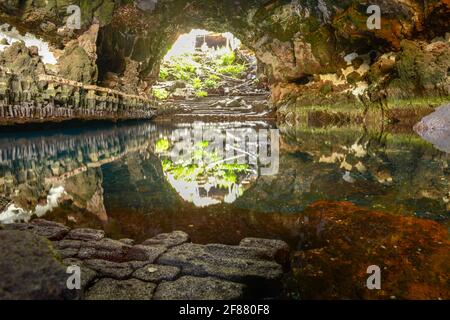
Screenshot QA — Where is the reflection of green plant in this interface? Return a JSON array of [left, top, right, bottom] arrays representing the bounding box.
[[153, 88, 170, 100], [158, 139, 250, 188], [155, 138, 170, 153]]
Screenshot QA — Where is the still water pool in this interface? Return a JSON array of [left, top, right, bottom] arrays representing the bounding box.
[[0, 120, 448, 298]]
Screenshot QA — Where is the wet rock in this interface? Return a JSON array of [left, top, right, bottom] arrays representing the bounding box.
[[125, 244, 167, 262], [157, 243, 283, 283], [239, 238, 290, 267], [142, 231, 190, 248], [154, 276, 245, 300], [83, 259, 133, 280], [86, 278, 156, 300], [67, 228, 105, 241], [133, 264, 180, 283], [78, 238, 131, 262], [0, 230, 70, 299]]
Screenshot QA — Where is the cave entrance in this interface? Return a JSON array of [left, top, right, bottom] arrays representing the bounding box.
[[152, 29, 266, 104]]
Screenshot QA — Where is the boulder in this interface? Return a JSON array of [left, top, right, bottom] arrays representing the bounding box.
[[0, 230, 71, 299]]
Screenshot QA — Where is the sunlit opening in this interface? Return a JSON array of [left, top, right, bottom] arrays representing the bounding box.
[[164, 29, 242, 61]]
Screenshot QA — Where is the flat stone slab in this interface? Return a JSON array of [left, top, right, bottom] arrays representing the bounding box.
[[4, 220, 69, 241], [86, 278, 156, 300], [154, 276, 245, 300], [30, 219, 70, 240], [142, 231, 190, 248], [66, 228, 105, 241], [78, 238, 131, 262], [239, 238, 290, 266], [125, 244, 167, 262], [133, 264, 180, 283], [157, 243, 283, 283], [84, 259, 134, 280]]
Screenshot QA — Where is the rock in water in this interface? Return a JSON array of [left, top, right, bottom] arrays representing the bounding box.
[[0, 230, 71, 300], [414, 104, 450, 153]]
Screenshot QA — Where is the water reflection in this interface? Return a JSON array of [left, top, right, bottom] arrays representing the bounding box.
[[0, 120, 448, 230], [0, 119, 448, 299], [154, 122, 279, 207]]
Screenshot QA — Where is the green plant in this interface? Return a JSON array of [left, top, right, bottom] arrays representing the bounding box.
[[195, 90, 208, 98], [153, 88, 170, 100], [205, 78, 219, 89], [159, 67, 169, 80], [218, 51, 236, 66], [217, 64, 246, 77], [192, 77, 203, 90]]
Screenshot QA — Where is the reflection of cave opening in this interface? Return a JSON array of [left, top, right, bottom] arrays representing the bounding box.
[[153, 123, 279, 208], [153, 29, 262, 101]]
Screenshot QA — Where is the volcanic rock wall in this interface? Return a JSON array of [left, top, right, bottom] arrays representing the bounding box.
[[0, 34, 155, 125], [0, 0, 449, 114]]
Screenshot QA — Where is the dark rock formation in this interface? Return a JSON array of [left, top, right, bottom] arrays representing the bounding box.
[[1, 0, 448, 112], [0, 230, 71, 299], [0, 42, 155, 125], [0, 219, 289, 300]]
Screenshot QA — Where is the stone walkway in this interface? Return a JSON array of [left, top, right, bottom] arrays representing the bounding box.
[[0, 219, 289, 300]]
